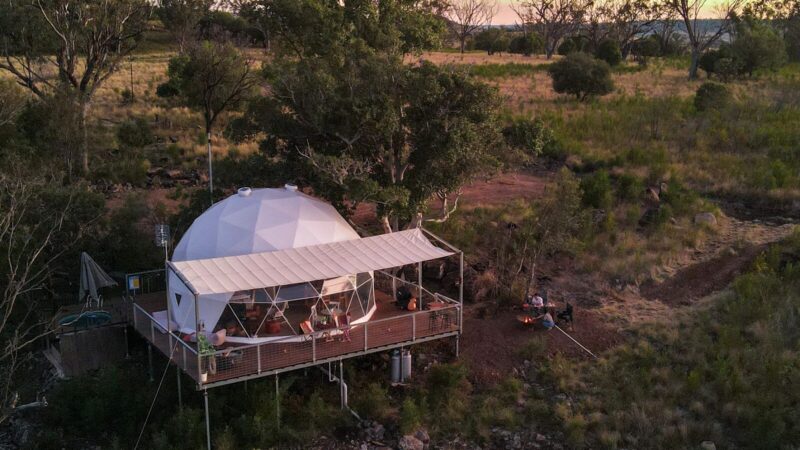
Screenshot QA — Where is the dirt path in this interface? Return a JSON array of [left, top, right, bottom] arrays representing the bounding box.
[[640, 216, 796, 305]]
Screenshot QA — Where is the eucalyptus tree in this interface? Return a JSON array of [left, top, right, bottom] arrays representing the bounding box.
[[0, 0, 151, 176], [667, 0, 745, 78], [232, 0, 504, 232], [158, 40, 258, 202], [446, 0, 499, 53], [157, 0, 214, 53], [512, 0, 588, 59]]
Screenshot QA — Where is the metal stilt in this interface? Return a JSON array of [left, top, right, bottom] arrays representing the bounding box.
[[275, 374, 281, 429], [147, 343, 154, 382], [176, 368, 182, 410], [203, 389, 211, 450], [455, 335, 460, 358], [123, 326, 130, 358], [339, 359, 345, 410]]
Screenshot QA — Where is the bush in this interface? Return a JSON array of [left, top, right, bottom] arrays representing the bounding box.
[[730, 19, 787, 76], [558, 36, 589, 55], [474, 28, 510, 55], [117, 117, 154, 148], [631, 35, 661, 65], [713, 57, 742, 82], [502, 117, 555, 160], [616, 173, 644, 201], [595, 39, 622, 66], [694, 82, 731, 112], [509, 33, 543, 56], [580, 170, 613, 209], [548, 52, 614, 101]]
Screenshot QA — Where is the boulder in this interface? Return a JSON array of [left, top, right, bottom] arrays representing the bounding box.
[[398, 435, 424, 450], [413, 428, 430, 444], [694, 212, 717, 226], [700, 441, 716, 450]]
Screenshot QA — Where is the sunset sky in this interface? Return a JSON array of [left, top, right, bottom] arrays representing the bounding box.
[[490, 0, 723, 24]]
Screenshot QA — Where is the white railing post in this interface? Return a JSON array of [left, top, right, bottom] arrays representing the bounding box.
[[412, 314, 416, 341], [257, 344, 262, 374]]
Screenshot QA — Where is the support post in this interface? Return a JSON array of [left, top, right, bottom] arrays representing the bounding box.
[[203, 389, 211, 450], [123, 326, 130, 358], [339, 359, 345, 410], [147, 343, 154, 382], [275, 374, 280, 429], [418, 261, 423, 309], [177, 368, 183, 410], [455, 335, 460, 358], [194, 292, 202, 383], [459, 251, 464, 333]]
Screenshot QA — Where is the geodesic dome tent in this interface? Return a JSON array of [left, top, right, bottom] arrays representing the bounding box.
[[167, 185, 377, 343]]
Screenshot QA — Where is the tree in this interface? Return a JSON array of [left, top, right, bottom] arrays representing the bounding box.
[[667, 0, 744, 79], [548, 51, 615, 100], [158, 40, 257, 203], [730, 18, 787, 76], [509, 32, 544, 55], [0, 0, 151, 176], [227, 0, 272, 52], [512, 0, 587, 59], [446, 0, 498, 53], [0, 173, 103, 425], [606, 0, 660, 58], [474, 27, 511, 54], [231, 2, 502, 232], [157, 0, 214, 53], [595, 38, 623, 65]]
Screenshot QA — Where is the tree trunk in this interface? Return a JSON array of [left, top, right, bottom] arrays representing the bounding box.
[[688, 48, 700, 79], [79, 99, 89, 175], [460, 38, 466, 54]]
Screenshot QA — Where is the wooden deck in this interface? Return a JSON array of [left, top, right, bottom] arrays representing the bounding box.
[[131, 289, 461, 388]]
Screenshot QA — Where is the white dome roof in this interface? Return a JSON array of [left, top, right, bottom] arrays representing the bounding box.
[[172, 186, 360, 261]]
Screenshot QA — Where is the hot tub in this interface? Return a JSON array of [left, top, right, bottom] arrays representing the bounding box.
[[58, 311, 112, 328]]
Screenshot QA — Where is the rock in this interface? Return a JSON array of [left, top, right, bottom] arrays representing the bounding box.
[[646, 187, 660, 203], [398, 435, 424, 450], [535, 433, 546, 442], [694, 212, 717, 226], [423, 261, 446, 280], [165, 169, 183, 179], [700, 441, 716, 450], [413, 428, 430, 444]]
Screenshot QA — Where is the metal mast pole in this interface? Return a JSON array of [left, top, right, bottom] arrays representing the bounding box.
[[203, 389, 211, 450]]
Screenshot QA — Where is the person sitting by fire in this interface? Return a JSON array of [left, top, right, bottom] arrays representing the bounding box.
[[523, 292, 544, 315]]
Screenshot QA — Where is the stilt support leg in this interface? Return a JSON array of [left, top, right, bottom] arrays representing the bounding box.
[[176, 368, 182, 410], [275, 374, 281, 428], [147, 343, 154, 382], [203, 389, 211, 450]]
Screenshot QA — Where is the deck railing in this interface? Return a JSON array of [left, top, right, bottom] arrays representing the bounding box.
[[132, 303, 200, 382], [130, 268, 462, 387], [197, 301, 460, 387]]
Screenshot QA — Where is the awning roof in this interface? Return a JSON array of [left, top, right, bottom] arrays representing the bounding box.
[[169, 229, 453, 295]]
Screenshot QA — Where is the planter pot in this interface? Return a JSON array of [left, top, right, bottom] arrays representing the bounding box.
[[200, 372, 208, 383], [265, 319, 282, 334]]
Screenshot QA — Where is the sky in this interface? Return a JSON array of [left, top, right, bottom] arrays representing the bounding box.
[[490, 0, 725, 25]]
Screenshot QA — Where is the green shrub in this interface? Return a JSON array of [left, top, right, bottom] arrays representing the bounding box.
[[120, 88, 135, 105], [580, 170, 613, 209], [502, 117, 554, 160], [694, 82, 731, 112], [615, 173, 643, 201], [400, 398, 423, 434], [474, 28, 510, 55], [595, 39, 622, 66], [548, 52, 614, 101], [558, 36, 589, 55], [713, 57, 742, 82], [352, 382, 392, 420], [509, 33, 544, 56], [117, 117, 154, 148]]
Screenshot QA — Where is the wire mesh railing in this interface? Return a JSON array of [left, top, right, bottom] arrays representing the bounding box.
[[197, 302, 460, 385], [133, 303, 200, 383], [131, 269, 461, 387]]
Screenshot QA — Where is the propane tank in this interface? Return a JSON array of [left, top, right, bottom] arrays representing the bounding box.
[[401, 349, 412, 381], [390, 350, 401, 383]]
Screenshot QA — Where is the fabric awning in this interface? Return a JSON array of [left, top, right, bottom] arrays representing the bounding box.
[[169, 228, 453, 295]]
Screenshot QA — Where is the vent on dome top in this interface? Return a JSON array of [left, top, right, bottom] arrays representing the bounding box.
[[237, 187, 252, 197], [284, 183, 298, 192]]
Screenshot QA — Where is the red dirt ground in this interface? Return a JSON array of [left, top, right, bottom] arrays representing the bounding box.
[[639, 243, 766, 306], [460, 306, 623, 385], [351, 170, 549, 227]]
